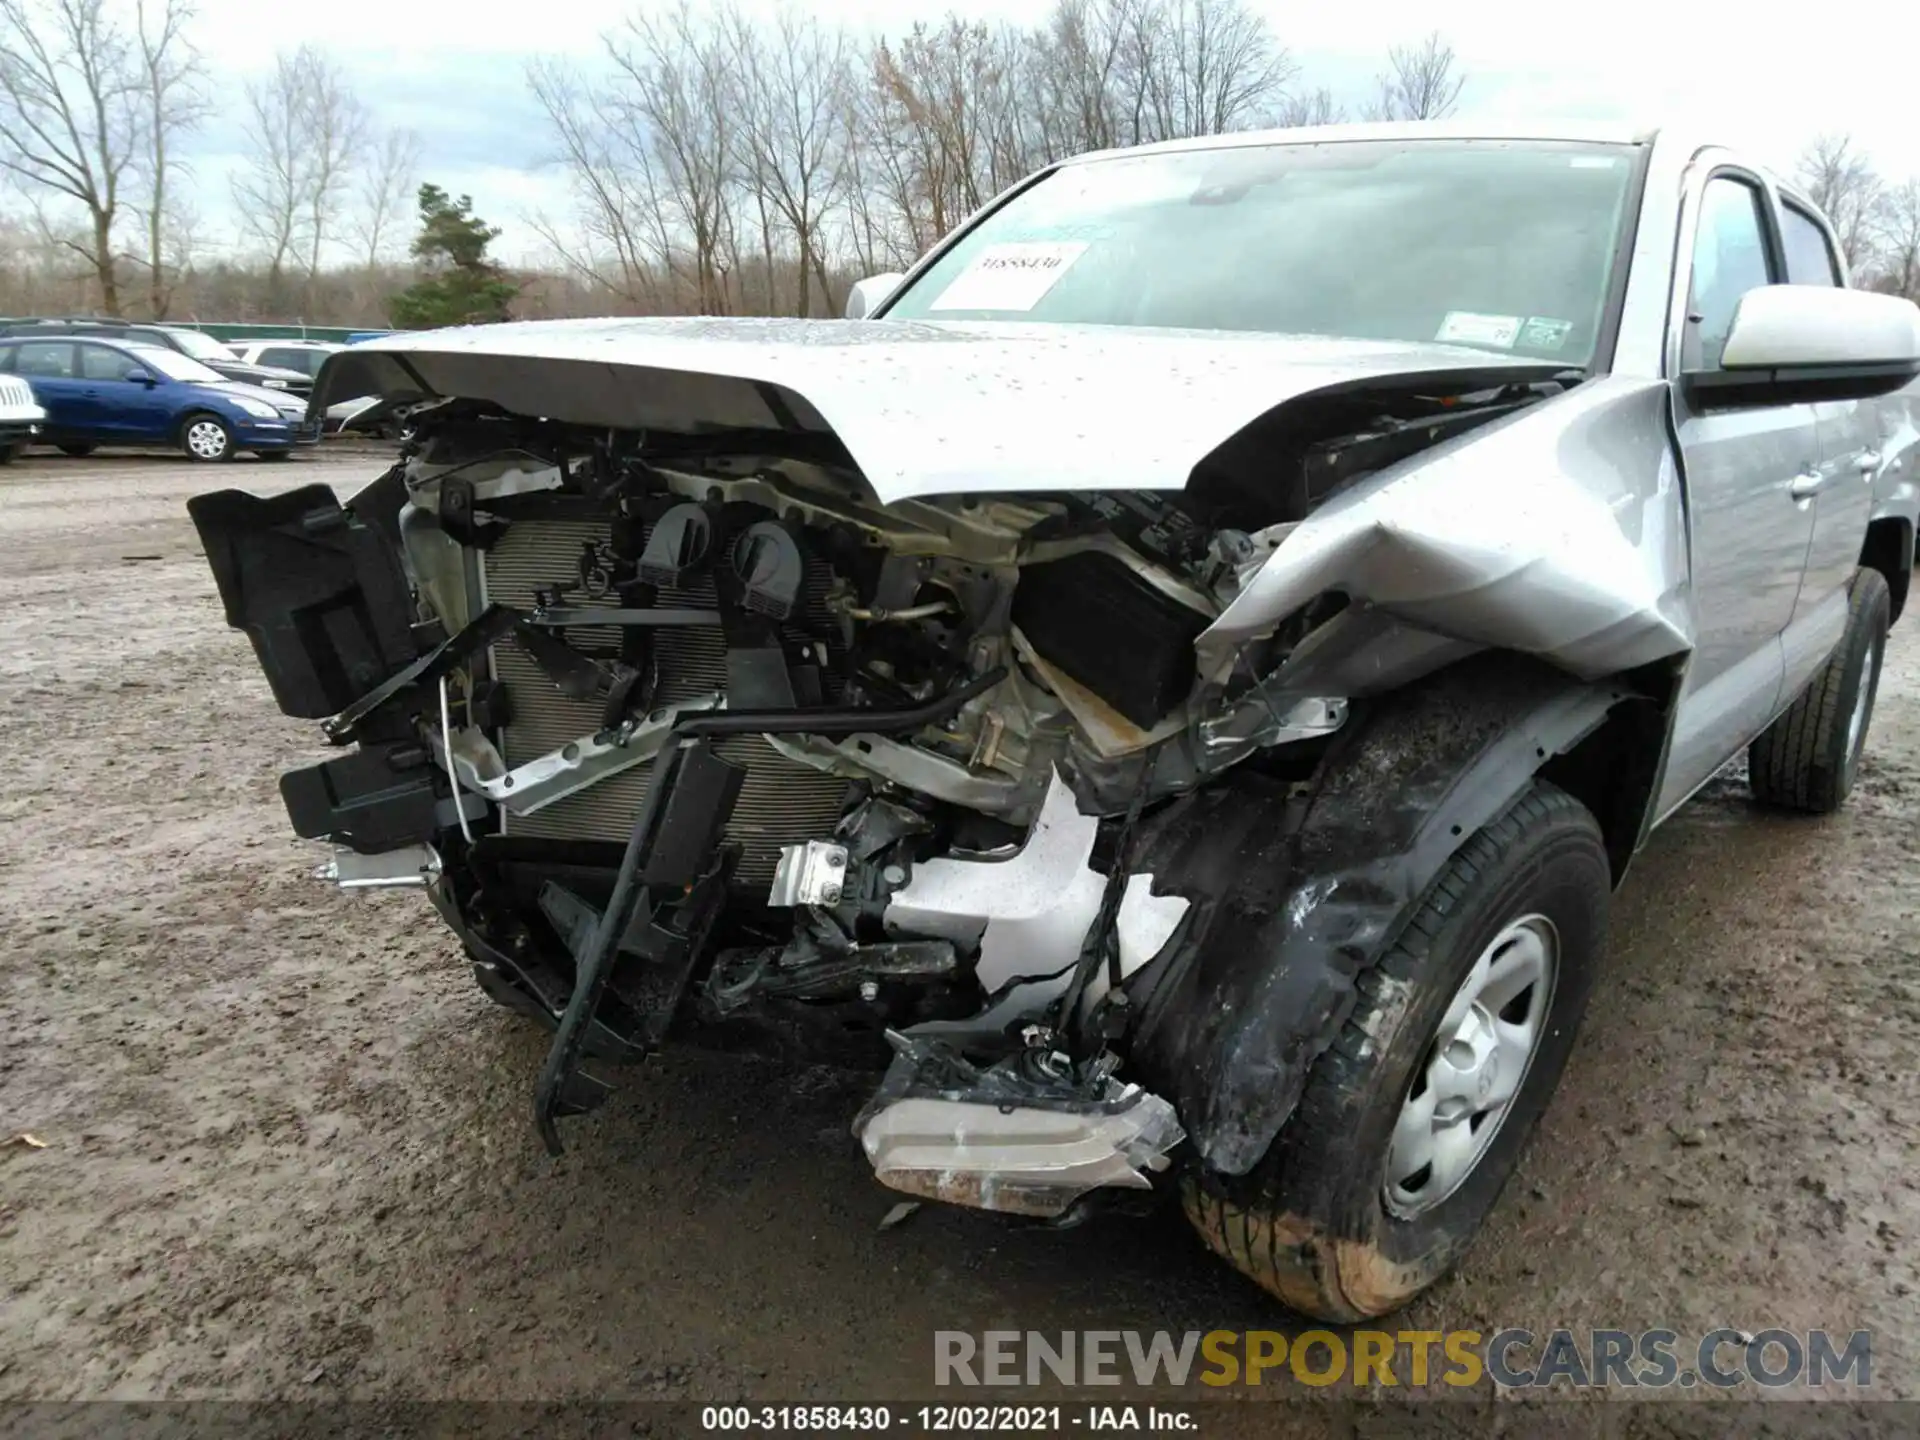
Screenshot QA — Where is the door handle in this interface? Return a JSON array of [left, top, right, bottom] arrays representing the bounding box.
[[1856, 451, 1882, 474], [1789, 471, 1825, 501]]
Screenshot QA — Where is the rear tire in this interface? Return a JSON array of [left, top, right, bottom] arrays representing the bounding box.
[[1748, 567, 1889, 814], [180, 413, 234, 463], [57, 443, 95, 457], [1182, 782, 1609, 1321]]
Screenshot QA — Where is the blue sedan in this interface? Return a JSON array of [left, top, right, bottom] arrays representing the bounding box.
[[0, 335, 320, 461]]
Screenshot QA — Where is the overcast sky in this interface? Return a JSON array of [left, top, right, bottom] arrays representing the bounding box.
[[169, 0, 1920, 264]]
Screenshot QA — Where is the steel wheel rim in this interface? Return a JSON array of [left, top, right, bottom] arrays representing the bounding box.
[[187, 421, 227, 459], [1845, 632, 1880, 776], [1384, 913, 1559, 1219]]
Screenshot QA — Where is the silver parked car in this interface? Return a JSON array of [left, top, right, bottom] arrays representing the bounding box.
[[188, 122, 1920, 1319], [225, 339, 394, 435]]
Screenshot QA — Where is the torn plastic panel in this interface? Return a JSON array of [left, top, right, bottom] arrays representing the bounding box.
[[884, 771, 1107, 995], [855, 1033, 1185, 1219], [879, 770, 1193, 1027], [1122, 656, 1626, 1175], [188, 484, 418, 719]]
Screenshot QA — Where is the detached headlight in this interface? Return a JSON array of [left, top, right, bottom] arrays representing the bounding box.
[[233, 397, 282, 420]]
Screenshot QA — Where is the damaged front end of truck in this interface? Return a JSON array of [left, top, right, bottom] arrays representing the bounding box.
[[189, 319, 1690, 1222]]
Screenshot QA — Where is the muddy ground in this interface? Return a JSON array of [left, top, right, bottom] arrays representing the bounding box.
[[2, 449, 1917, 1427]]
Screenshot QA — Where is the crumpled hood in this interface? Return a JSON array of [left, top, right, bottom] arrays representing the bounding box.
[[316, 316, 1565, 504]]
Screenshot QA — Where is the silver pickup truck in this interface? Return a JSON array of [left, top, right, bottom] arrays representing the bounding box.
[[190, 122, 1920, 1320]]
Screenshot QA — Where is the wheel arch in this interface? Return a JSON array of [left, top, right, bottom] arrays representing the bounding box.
[[1860, 515, 1913, 626], [1125, 649, 1671, 1177]]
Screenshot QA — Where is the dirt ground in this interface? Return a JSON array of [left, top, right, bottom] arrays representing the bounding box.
[[2, 448, 1918, 1423]]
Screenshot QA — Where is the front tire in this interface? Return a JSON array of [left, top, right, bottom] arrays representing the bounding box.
[[1183, 782, 1609, 1321], [180, 414, 234, 463], [1748, 568, 1889, 814]]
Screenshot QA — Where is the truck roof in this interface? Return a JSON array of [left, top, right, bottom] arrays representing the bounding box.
[[1058, 119, 1665, 165], [1055, 120, 1815, 222]]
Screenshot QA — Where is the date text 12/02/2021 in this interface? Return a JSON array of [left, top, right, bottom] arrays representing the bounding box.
[[700, 1406, 1198, 1432]]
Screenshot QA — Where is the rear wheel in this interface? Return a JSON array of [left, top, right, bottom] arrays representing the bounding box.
[[180, 413, 233, 463], [1183, 782, 1609, 1321], [1748, 567, 1889, 814], [57, 443, 95, 458]]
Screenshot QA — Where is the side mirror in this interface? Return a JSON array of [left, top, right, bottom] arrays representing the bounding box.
[[124, 367, 156, 386], [1686, 285, 1920, 406], [844, 272, 906, 321]]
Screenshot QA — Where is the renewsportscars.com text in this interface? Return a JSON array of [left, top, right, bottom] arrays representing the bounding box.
[[934, 1328, 1873, 1390]]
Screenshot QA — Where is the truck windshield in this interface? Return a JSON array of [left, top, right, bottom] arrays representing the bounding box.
[[884, 138, 1639, 366]]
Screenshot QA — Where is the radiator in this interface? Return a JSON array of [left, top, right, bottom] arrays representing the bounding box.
[[480, 519, 851, 885]]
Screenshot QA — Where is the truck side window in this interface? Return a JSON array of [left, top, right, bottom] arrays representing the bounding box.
[[1686, 177, 1775, 371], [1780, 204, 1843, 286]]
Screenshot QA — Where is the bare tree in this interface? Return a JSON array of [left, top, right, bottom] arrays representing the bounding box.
[[1274, 85, 1341, 128], [1131, 0, 1295, 139], [527, 56, 665, 306], [232, 51, 308, 295], [296, 49, 367, 298], [1365, 31, 1465, 121], [132, 0, 207, 318], [349, 125, 421, 268], [1797, 134, 1884, 273], [726, 5, 850, 314], [0, 0, 140, 313], [1873, 177, 1920, 301], [1026, 0, 1130, 156], [231, 45, 366, 308], [864, 18, 1039, 259], [603, 1, 743, 314]]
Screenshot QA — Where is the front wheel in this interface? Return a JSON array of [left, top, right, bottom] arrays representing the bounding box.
[[180, 414, 233, 463], [1183, 781, 1609, 1321]]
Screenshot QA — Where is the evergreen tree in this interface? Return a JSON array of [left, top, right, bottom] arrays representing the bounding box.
[[387, 183, 518, 329]]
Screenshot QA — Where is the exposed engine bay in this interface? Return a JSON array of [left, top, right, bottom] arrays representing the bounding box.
[[191, 352, 1669, 1218]]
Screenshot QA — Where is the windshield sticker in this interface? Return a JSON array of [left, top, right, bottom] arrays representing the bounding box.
[[928, 241, 1089, 311], [1436, 311, 1521, 349], [1519, 316, 1575, 351]]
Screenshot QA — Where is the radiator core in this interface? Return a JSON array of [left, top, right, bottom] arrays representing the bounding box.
[[480, 519, 850, 885]]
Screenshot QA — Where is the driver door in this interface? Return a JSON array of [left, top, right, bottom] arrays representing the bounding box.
[[1656, 169, 1820, 816]]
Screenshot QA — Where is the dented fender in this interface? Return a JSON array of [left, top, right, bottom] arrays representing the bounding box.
[[1124, 657, 1624, 1177]]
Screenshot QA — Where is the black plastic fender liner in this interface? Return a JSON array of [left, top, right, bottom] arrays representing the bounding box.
[[1124, 655, 1624, 1177], [188, 483, 417, 719]]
